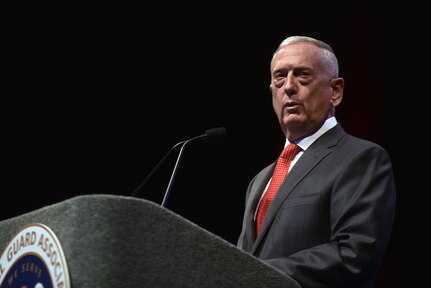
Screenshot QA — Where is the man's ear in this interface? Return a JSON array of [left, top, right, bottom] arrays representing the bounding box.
[[330, 77, 344, 107]]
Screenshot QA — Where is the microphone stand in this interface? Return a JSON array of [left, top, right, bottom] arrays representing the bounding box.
[[130, 141, 185, 198], [130, 127, 225, 207], [161, 135, 203, 207]]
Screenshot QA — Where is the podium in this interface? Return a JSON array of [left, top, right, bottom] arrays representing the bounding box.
[[0, 194, 301, 288]]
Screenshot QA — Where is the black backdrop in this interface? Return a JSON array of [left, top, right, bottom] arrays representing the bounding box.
[[3, 2, 425, 287]]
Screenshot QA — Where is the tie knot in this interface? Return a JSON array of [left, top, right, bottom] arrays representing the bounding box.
[[280, 143, 301, 160]]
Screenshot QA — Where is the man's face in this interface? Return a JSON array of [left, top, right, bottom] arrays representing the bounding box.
[[269, 42, 341, 140]]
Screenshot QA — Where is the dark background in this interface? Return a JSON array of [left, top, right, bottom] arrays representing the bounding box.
[[2, 2, 425, 287]]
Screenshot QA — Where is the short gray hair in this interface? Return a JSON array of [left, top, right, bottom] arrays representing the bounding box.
[[273, 36, 339, 78]]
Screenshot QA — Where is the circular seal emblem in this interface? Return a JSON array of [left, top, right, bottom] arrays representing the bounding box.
[[0, 223, 70, 288]]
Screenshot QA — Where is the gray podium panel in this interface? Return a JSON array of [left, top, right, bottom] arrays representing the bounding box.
[[0, 194, 300, 288]]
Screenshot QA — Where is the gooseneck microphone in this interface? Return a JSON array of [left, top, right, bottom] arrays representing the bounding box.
[[130, 127, 226, 208]]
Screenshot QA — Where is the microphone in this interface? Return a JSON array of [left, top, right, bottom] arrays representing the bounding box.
[[130, 127, 226, 207]]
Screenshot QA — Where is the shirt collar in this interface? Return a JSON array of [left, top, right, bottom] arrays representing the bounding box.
[[285, 117, 337, 151]]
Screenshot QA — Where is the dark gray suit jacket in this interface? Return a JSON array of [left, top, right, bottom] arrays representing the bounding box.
[[237, 124, 396, 288]]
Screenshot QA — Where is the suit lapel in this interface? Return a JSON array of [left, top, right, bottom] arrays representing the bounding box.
[[243, 164, 273, 247], [252, 124, 346, 253]]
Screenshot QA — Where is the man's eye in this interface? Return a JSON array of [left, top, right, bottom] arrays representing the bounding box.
[[274, 73, 285, 80]]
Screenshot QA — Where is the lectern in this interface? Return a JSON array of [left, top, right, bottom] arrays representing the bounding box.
[[0, 194, 301, 287]]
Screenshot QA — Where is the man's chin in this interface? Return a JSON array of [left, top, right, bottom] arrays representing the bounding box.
[[283, 116, 304, 127]]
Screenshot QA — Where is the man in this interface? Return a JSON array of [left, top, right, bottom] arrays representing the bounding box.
[[237, 36, 396, 288]]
